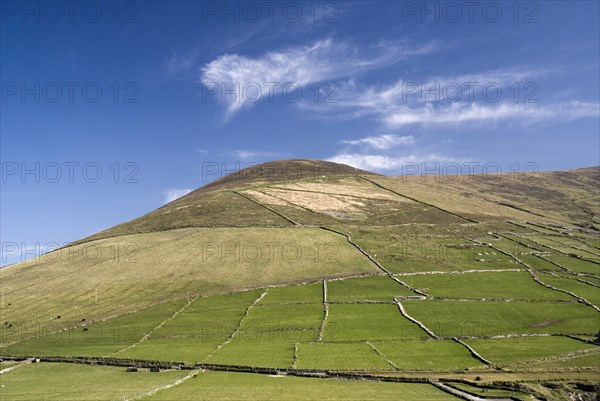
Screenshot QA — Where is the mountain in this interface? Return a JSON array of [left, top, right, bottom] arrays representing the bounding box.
[[1, 160, 599, 400], [79, 161, 599, 244]]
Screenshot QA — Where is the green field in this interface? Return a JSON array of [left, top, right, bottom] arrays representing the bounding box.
[[205, 329, 319, 367], [145, 371, 462, 401], [0, 362, 189, 401], [328, 275, 417, 302], [406, 271, 571, 300], [336, 226, 517, 273], [512, 252, 564, 272], [539, 273, 600, 306], [324, 304, 428, 341], [372, 340, 483, 370], [545, 256, 600, 274], [241, 304, 323, 330], [0, 227, 376, 344], [295, 342, 393, 370], [259, 283, 323, 305], [465, 336, 598, 364], [403, 300, 600, 337], [3, 299, 186, 357], [526, 351, 600, 369], [446, 382, 534, 401]]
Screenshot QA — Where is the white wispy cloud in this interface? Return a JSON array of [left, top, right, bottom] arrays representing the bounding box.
[[163, 188, 192, 204], [328, 134, 456, 172], [340, 134, 415, 150], [299, 67, 599, 128], [232, 150, 292, 160], [233, 150, 277, 160], [383, 101, 600, 127], [201, 38, 435, 118], [164, 49, 199, 76], [327, 153, 456, 171]]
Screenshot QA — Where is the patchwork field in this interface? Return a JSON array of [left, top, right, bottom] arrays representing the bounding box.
[[327, 275, 417, 302], [464, 336, 598, 365], [402, 300, 599, 337], [323, 304, 428, 341], [143, 371, 462, 401], [0, 362, 190, 401], [405, 271, 572, 301], [0, 227, 377, 344], [371, 340, 482, 370], [2, 161, 599, 400]]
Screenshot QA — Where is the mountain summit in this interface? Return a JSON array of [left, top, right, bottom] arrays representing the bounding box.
[[196, 159, 379, 193], [77, 161, 599, 243]]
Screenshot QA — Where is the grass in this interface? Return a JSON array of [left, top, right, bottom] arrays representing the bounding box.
[[580, 275, 600, 286], [118, 291, 263, 364], [328, 275, 417, 302], [372, 340, 483, 370], [145, 370, 462, 401], [0, 360, 25, 368], [206, 298, 322, 367], [464, 336, 598, 364], [239, 174, 476, 226], [258, 202, 341, 226], [526, 235, 600, 261], [525, 351, 600, 369], [502, 234, 556, 253], [0, 227, 376, 345], [81, 189, 294, 242], [370, 176, 534, 223], [3, 299, 186, 357], [206, 329, 318, 367], [324, 304, 428, 341], [545, 256, 600, 274], [516, 253, 563, 271], [150, 291, 262, 338], [403, 300, 600, 337], [119, 337, 224, 365], [0, 362, 188, 401], [241, 304, 323, 330], [336, 226, 517, 274], [407, 271, 571, 300], [259, 283, 323, 305], [446, 382, 534, 401], [377, 167, 600, 226], [539, 273, 600, 306], [295, 342, 392, 370], [2, 162, 600, 398]]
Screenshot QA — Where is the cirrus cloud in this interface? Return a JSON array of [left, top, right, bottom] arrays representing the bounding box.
[[340, 134, 415, 150], [201, 38, 436, 119], [163, 188, 192, 204]]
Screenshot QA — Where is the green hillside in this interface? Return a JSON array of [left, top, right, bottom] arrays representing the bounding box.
[[1, 160, 599, 401]]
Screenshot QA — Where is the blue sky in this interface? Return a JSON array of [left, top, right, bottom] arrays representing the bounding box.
[[1, 1, 599, 266]]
